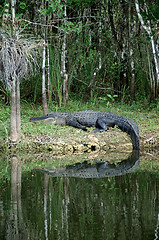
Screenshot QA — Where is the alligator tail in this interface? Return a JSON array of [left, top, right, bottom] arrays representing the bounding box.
[[114, 120, 140, 150]]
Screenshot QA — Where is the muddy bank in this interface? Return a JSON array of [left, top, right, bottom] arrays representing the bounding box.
[[1, 127, 158, 154]]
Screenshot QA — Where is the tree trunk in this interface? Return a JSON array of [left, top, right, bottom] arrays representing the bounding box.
[[98, 5, 102, 70], [129, 6, 136, 102], [61, 0, 68, 103], [147, 44, 156, 101], [10, 74, 21, 143], [10, 74, 18, 143], [16, 77, 21, 137], [47, 41, 50, 102], [11, 0, 16, 36], [41, 0, 48, 115], [135, 0, 159, 96], [63, 73, 68, 103], [130, 48, 135, 102], [42, 37, 48, 115], [9, 0, 21, 143]]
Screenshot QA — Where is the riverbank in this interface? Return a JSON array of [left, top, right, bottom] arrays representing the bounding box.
[[0, 127, 158, 154], [0, 101, 158, 154]]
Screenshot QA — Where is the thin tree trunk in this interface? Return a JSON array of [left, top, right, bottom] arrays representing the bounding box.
[[129, 6, 136, 102], [61, 0, 68, 103], [120, 1, 129, 89], [98, 7, 102, 70], [11, 0, 16, 36], [63, 73, 68, 103], [147, 44, 156, 100], [11, 0, 15, 22], [42, 36, 48, 115], [47, 41, 50, 101], [135, 0, 159, 94], [130, 48, 135, 102], [61, 32, 67, 79], [41, 0, 48, 115], [149, 34, 159, 92], [120, 42, 128, 87]]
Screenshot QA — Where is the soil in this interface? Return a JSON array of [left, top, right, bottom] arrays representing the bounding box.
[[0, 124, 158, 155], [20, 127, 159, 154]]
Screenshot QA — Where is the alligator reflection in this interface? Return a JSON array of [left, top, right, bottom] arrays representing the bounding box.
[[33, 150, 140, 178]]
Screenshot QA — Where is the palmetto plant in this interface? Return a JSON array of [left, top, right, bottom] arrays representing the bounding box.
[[0, 30, 39, 143], [0, 32, 33, 89]]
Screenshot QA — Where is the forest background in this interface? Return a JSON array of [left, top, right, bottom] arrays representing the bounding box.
[[0, 0, 159, 145], [0, 0, 159, 105]]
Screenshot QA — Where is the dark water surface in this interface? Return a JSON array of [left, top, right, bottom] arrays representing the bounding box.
[[0, 151, 159, 240]]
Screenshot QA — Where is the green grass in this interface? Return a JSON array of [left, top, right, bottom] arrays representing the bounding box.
[[0, 99, 159, 145]]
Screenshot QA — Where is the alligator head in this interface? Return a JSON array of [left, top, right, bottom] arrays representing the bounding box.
[[30, 115, 66, 125]]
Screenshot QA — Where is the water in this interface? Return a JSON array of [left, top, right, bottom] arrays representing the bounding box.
[[0, 151, 159, 240]]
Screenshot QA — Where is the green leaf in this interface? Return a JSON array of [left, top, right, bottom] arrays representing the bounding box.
[[19, 2, 26, 10]]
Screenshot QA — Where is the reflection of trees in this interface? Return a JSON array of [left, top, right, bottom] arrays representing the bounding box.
[[6, 155, 28, 240], [44, 173, 159, 240], [155, 214, 159, 240], [31, 151, 159, 240], [1, 152, 159, 239], [44, 173, 49, 240], [43, 175, 70, 240]]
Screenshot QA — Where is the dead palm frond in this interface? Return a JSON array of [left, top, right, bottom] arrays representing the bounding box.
[[0, 30, 40, 90]]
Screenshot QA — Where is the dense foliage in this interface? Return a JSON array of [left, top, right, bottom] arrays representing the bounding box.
[[0, 0, 159, 105]]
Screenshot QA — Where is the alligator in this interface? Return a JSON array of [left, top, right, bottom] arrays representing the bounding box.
[[30, 110, 140, 150], [33, 150, 140, 178]]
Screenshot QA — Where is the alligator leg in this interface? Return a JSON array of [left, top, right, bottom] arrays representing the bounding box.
[[66, 117, 88, 131], [94, 118, 115, 132]]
